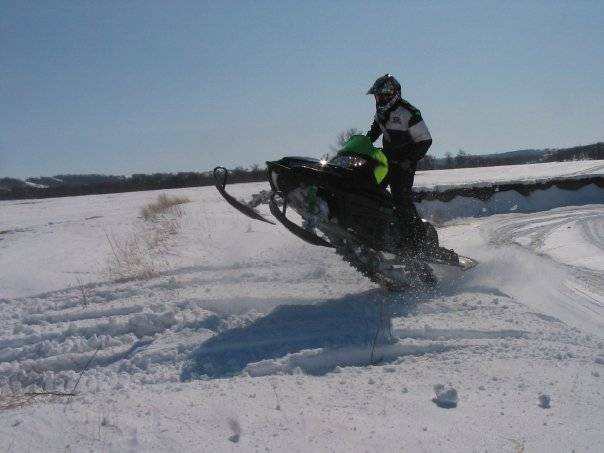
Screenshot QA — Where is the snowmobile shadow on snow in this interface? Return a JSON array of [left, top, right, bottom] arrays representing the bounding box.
[[181, 289, 454, 380]]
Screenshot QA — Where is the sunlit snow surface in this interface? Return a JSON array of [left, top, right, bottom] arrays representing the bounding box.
[[414, 159, 604, 190], [0, 161, 603, 452]]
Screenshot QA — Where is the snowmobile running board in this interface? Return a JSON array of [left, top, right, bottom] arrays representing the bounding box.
[[269, 192, 334, 248], [213, 167, 275, 225]]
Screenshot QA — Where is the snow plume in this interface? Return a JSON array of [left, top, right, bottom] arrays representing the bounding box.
[[443, 243, 601, 335], [479, 214, 603, 336]]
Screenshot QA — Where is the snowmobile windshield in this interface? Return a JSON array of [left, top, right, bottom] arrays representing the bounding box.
[[333, 135, 389, 185]]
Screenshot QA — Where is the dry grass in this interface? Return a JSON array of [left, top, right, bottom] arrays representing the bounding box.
[[0, 394, 36, 411], [106, 230, 165, 281], [140, 193, 190, 222], [106, 193, 190, 281], [0, 391, 76, 412], [75, 276, 93, 308]]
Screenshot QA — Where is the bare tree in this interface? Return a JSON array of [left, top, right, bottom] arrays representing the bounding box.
[[417, 154, 435, 170], [454, 149, 467, 168], [330, 128, 364, 152]]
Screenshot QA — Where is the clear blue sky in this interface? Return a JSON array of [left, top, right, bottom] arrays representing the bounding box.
[[1, 0, 603, 178]]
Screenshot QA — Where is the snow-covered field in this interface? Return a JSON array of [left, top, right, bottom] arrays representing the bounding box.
[[1, 162, 603, 452], [414, 159, 604, 191]]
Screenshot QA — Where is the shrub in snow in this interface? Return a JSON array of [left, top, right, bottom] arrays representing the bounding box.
[[432, 384, 458, 408], [106, 230, 161, 280], [106, 194, 190, 280]]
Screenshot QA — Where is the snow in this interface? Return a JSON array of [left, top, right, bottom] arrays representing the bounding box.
[[24, 181, 48, 189], [0, 161, 603, 452], [414, 159, 604, 191]]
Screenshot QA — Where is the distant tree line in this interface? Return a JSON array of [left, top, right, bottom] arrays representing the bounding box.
[[417, 142, 604, 170], [1, 142, 602, 200], [0, 166, 266, 200]]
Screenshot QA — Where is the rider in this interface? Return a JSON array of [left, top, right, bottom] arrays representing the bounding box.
[[366, 74, 432, 248]]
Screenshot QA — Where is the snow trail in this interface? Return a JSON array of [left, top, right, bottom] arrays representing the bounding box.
[[472, 206, 604, 336]]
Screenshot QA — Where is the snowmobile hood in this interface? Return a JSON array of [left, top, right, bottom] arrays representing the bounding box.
[[337, 135, 389, 184]]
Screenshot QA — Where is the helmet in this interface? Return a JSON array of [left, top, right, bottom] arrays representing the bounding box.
[[366, 74, 401, 96]]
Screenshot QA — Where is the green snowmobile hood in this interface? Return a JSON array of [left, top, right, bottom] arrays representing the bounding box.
[[338, 135, 388, 184]]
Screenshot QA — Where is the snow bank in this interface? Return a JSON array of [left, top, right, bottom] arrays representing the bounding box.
[[410, 160, 604, 222], [417, 183, 603, 222]]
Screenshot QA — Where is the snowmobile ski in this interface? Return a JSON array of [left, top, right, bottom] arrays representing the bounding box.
[[213, 167, 275, 224]]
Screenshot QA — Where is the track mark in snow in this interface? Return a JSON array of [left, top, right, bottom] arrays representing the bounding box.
[[0, 254, 329, 393], [243, 343, 456, 377], [22, 304, 144, 325], [393, 328, 527, 341], [474, 206, 604, 336], [0, 275, 233, 393], [531, 313, 564, 324]]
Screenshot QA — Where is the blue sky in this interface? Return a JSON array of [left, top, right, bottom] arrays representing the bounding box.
[[1, 0, 603, 178]]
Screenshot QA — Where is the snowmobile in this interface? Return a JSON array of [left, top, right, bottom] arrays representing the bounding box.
[[213, 135, 476, 290]]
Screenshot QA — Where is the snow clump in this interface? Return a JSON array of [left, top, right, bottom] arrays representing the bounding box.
[[432, 384, 458, 408], [538, 394, 551, 409], [228, 418, 241, 443]]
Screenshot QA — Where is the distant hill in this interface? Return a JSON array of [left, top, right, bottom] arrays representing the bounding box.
[[484, 149, 546, 160], [0, 177, 29, 192], [25, 174, 126, 188], [418, 142, 603, 170], [0, 168, 260, 200]]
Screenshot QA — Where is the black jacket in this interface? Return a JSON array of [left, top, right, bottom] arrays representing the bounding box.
[[367, 99, 432, 162]]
